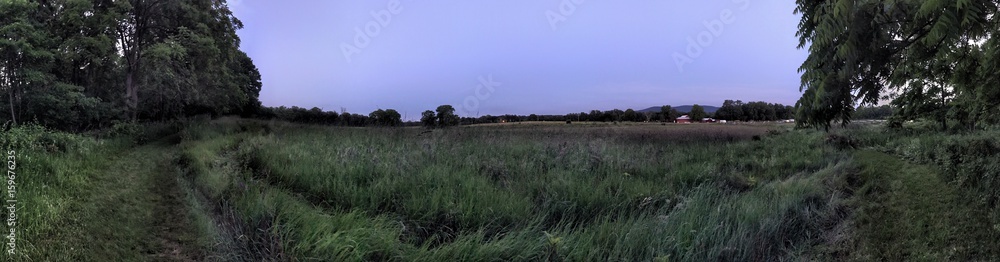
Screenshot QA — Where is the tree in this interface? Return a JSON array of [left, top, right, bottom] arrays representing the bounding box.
[[689, 104, 706, 122], [609, 109, 624, 122], [623, 109, 638, 122], [436, 105, 459, 127], [383, 109, 401, 126], [590, 110, 604, 122], [114, 0, 163, 120], [660, 105, 678, 122], [855, 105, 893, 120], [1, 0, 51, 126], [794, 0, 999, 130], [368, 109, 402, 126], [421, 110, 436, 128], [369, 109, 386, 125], [716, 100, 744, 121]]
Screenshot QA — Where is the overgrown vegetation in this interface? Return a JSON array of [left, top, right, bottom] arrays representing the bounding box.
[[168, 118, 852, 261], [4, 118, 1000, 261]]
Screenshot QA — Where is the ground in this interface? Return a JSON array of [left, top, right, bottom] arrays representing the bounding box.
[[3, 119, 998, 261]]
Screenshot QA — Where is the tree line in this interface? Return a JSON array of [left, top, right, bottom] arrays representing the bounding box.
[[257, 106, 404, 127], [257, 100, 869, 129], [714, 100, 795, 122], [0, 0, 262, 131]]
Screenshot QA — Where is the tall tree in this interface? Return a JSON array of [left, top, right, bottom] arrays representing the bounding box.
[[435, 105, 459, 127], [794, 0, 998, 130], [660, 105, 678, 122], [114, 0, 163, 120], [623, 109, 638, 122], [689, 104, 707, 122], [0, 0, 49, 126]]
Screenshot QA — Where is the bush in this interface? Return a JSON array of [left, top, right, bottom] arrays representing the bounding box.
[[0, 123, 95, 153]]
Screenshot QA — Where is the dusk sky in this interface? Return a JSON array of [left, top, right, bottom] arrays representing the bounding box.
[[229, 0, 808, 119]]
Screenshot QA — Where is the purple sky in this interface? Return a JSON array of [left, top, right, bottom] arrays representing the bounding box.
[[229, 0, 807, 119]]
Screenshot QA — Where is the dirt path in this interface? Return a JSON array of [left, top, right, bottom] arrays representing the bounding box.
[[143, 144, 203, 261], [837, 151, 999, 260], [99, 141, 203, 261]]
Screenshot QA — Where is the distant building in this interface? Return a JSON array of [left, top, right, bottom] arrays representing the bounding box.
[[676, 115, 691, 123]]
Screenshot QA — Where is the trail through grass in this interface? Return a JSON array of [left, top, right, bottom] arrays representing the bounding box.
[[824, 150, 999, 261], [4, 136, 204, 261]]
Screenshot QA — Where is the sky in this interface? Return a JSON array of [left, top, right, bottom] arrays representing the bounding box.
[[229, 0, 808, 119]]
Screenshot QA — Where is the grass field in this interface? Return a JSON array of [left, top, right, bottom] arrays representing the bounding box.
[[2, 118, 998, 261], [171, 119, 849, 261]]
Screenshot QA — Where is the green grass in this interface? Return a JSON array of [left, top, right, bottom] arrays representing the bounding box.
[[170, 119, 849, 261], [813, 150, 999, 261], [9, 118, 998, 261], [1, 125, 202, 261]]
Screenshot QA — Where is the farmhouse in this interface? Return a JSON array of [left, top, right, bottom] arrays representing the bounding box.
[[676, 115, 691, 123]]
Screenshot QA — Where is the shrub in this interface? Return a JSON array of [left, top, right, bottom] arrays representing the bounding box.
[[1, 123, 95, 153]]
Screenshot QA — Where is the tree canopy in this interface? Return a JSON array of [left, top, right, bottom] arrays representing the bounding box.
[[715, 100, 794, 122], [794, 0, 1000, 130], [0, 0, 261, 131], [689, 105, 707, 122]]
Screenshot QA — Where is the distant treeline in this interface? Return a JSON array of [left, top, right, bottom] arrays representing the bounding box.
[[714, 100, 795, 122], [257, 101, 802, 128], [854, 105, 894, 120], [256, 106, 404, 127]]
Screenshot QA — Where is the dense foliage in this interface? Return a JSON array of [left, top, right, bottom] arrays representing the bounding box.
[[256, 106, 406, 127], [715, 100, 795, 121], [794, 0, 1000, 130], [854, 105, 894, 120], [0, 0, 261, 131]]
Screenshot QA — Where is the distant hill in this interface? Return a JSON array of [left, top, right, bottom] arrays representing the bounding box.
[[638, 105, 719, 114]]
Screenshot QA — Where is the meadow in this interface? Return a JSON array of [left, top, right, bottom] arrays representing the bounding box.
[[172, 119, 848, 261], [3, 118, 998, 261]]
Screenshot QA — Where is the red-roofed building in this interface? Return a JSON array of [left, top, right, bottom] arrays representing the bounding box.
[[676, 115, 691, 123]]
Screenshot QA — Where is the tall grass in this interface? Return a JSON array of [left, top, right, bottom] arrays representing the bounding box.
[[173, 119, 850, 261], [0, 124, 177, 261]]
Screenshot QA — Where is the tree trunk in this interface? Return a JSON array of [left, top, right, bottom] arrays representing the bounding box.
[[939, 85, 947, 131], [125, 69, 138, 121], [7, 87, 14, 126]]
